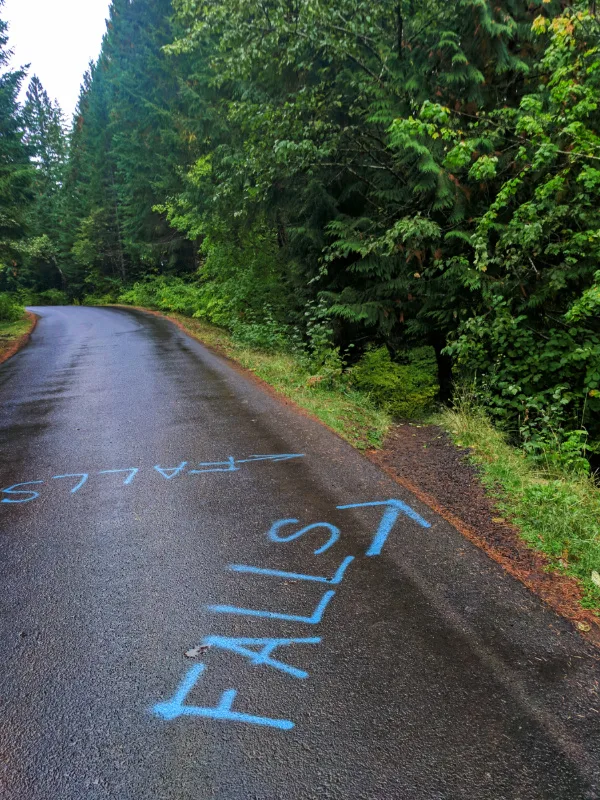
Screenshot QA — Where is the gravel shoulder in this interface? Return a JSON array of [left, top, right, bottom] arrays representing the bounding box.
[[369, 423, 600, 646]]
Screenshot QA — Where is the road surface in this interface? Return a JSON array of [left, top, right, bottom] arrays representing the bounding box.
[[0, 306, 598, 800]]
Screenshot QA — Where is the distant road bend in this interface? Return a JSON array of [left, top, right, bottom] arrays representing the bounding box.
[[0, 306, 598, 800]]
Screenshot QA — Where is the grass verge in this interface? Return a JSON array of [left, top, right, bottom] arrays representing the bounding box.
[[137, 310, 390, 450], [0, 315, 36, 363], [438, 403, 600, 612], [118, 304, 600, 615]]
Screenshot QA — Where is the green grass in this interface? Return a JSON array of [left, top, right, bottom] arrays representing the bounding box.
[[122, 305, 600, 613], [437, 402, 600, 611], [0, 316, 32, 357], [163, 313, 391, 450]]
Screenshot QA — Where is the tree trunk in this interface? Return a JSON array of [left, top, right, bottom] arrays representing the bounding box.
[[397, 3, 403, 58], [53, 257, 67, 291], [276, 210, 288, 249], [431, 334, 453, 405]]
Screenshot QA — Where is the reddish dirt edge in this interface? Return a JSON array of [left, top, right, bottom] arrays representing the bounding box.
[[111, 305, 357, 440], [116, 305, 600, 647], [369, 424, 600, 648], [0, 312, 38, 366]]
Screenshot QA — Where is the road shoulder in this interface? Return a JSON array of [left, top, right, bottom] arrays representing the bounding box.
[[369, 423, 600, 646], [111, 304, 600, 647], [0, 311, 38, 365]]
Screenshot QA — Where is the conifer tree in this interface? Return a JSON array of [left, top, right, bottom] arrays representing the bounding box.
[[20, 76, 68, 290], [104, 0, 195, 272], [61, 60, 128, 295], [0, 0, 33, 289], [33, 0, 598, 446]]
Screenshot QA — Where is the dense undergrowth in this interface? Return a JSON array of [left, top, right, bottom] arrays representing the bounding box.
[[0, 292, 24, 323]]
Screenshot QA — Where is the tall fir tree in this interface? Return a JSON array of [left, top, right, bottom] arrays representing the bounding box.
[[0, 0, 33, 290], [20, 75, 68, 290]]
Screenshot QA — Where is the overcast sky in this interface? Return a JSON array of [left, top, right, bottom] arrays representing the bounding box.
[[3, 0, 111, 119]]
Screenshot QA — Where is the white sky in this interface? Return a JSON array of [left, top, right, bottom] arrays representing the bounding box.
[[3, 0, 111, 119]]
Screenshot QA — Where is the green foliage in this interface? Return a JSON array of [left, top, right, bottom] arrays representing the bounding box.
[[523, 429, 593, 479], [423, 4, 600, 458], [350, 346, 439, 419], [446, 299, 600, 454], [229, 309, 292, 353], [119, 276, 204, 316], [3, 0, 599, 474], [0, 292, 23, 322], [32, 289, 69, 306], [0, 1, 34, 280], [83, 292, 120, 307], [194, 230, 289, 327], [118, 225, 293, 342]]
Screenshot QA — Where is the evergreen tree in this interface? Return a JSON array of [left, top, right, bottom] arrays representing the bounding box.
[[15, 0, 595, 449], [21, 76, 68, 290], [61, 59, 128, 295], [168, 0, 540, 395], [0, 0, 33, 290], [105, 0, 195, 272]]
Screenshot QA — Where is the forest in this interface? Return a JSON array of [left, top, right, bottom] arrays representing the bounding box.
[[1, 0, 599, 470]]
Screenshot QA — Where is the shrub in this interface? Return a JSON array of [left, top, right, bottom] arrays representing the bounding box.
[[0, 293, 24, 322], [446, 300, 600, 464], [349, 345, 438, 419], [83, 292, 120, 306], [119, 276, 204, 316], [117, 228, 293, 339], [30, 289, 70, 306], [229, 307, 292, 352]]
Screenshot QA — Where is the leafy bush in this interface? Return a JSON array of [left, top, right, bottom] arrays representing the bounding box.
[[521, 429, 592, 478], [230, 307, 292, 352], [194, 231, 290, 326], [0, 293, 24, 322], [83, 292, 120, 306], [447, 300, 600, 466], [349, 345, 438, 419], [119, 276, 205, 316], [28, 289, 70, 306]]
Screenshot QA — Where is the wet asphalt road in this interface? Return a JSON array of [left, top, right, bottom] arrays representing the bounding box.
[[0, 306, 599, 800]]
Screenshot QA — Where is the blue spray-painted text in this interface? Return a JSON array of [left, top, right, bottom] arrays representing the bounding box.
[[154, 498, 431, 731], [0, 454, 305, 505]]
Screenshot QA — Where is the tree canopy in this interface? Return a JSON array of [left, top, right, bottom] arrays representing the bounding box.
[[3, 0, 599, 455]]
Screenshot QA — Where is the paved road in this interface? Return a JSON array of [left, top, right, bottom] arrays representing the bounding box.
[[0, 306, 598, 800]]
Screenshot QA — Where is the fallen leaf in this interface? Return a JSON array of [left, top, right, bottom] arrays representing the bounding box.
[[592, 571, 600, 589], [577, 622, 591, 633], [185, 645, 211, 659], [492, 517, 505, 524]]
